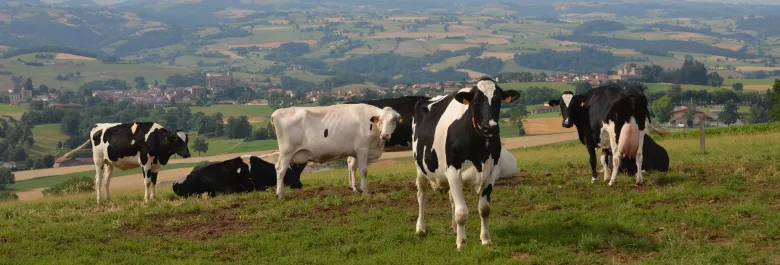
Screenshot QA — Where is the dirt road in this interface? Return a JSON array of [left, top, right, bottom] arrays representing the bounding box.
[[14, 133, 578, 201]]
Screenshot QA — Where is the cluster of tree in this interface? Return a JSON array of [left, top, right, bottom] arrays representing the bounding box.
[[251, 122, 276, 141], [639, 58, 724, 86], [513, 47, 619, 74], [79, 78, 128, 91], [323, 39, 365, 59], [201, 26, 250, 40], [34, 54, 56, 59], [736, 15, 780, 37], [56, 72, 81, 81], [327, 48, 482, 84], [0, 15, 113, 52], [196, 51, 231, 58], [495, 72, 551, 83], [224, 116, 253, 139], [264, 42, 311, 59], [456, 57, 504, 76], [743, 70, 780, 79], [573, 20, 626, 35], [196, 60, 229, 67], [229, 46, 260, 56], [165, 72, 206, 87], [553, 35, 750, 59]]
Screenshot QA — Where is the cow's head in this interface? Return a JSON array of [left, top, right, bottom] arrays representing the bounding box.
[[455, 77, 521, 137], [172, 173, 198, 197], [172, 130, 191, 158], [548, 91, 586, 128], [370, 107, 402, 141]]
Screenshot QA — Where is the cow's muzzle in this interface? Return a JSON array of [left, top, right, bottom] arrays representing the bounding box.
[[380, 133, 391, 140], [562, 118, 573, 128]]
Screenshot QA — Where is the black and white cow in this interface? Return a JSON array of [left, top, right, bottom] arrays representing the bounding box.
[[172, 154, 304, 197], [59, 122, 191, 205], [547, 84, 650, 186], [599, 87, 650, 185], [608, 134, 669, 175], [412, 77, 520, 250]]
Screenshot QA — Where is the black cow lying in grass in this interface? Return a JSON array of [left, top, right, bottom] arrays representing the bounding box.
[[609, 134, 669, 175], [173, 155, 304, 197]]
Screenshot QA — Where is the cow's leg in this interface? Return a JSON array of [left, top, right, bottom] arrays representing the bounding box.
[[347, 156, 358, 192], [479, 182, 494, 245], [148, 170, 159, 200], [635, 130, 646, 185], [356, 153, 369, 194], [447, 167, 468, 250], [586, 141, 598, 183], [142, 166, 152, 203], [608, 132, 621, 187], [415, 170, 429, 236], [449, 191, 456, 234], [102, 165, 113, 201], [94, 163, 104, 206], [601, 148, 612, 182], [274, 154, 293, 198]]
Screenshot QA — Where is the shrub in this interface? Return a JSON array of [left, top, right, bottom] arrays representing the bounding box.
[[0, 191, 18, 201], [42, 176, 94, 197]]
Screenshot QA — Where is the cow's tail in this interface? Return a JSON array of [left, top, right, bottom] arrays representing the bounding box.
[[58, 140, 91, 161]]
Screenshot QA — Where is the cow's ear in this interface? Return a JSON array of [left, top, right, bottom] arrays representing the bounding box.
[[455, 90, 474, 105], [503, 89, 521, 103], [547, 100, 560, 107], [370, 116, 379, 123]]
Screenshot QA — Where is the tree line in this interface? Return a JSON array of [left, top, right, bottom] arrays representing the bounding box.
[[553, 35, 751, 59], [513, 47, 620, 74]]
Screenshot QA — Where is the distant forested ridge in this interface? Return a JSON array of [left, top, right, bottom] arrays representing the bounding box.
[[513, 47, 620, 74], [573, 20, 626, 35], [553, 35, 751, 59]]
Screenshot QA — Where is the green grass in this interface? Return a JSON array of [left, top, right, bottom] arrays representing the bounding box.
[[645, 83, 725, 92], [10, 163, 200, 191], [0, 104, 27, 119], [725, 78, 777, 85], [1, 131, 779, 264]]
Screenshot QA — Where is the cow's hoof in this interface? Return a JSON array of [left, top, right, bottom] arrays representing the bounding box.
[[608, 182, 615, 187], [416, 229, 427, 237], [591, 178, 597, 184], [456, 242, 466, 251]]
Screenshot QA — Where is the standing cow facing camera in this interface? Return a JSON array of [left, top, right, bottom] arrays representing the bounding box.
[[271, 104, 401, 198], [547, 84, 651, 186], [58, 122, 191, 205], [413, 77, 521, 250]]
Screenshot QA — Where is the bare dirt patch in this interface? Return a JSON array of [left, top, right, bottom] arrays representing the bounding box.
[[125, 204, 250, 241], [323, 17, 345, 22], [218, 50, 245, 59], [479, 52, 515, 60], [268, 19, 289, 25], [743, 84, 773, 91], [524, 117, 578, 135], [465, 38, 508, 44], [737, 66, 780, 72], [457, 69, 488, 78], [55, 53, 97, 60], [715, 42, 744, 51]]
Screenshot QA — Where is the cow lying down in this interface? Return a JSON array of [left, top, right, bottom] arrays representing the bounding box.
[[608, 134, 669, 175], [173, 154, 304, 197]]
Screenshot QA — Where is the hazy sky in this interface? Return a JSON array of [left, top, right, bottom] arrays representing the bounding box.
[[685, 0, 780, 4]]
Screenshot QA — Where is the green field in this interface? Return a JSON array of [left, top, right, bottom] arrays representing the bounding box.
[[724, 78, 777, 85], [0, 104, 27, 119], [2, 130, 779, 264], [189, 138, 278, 158], [644, 83, 725, 92], [29, 123, 68, 156]]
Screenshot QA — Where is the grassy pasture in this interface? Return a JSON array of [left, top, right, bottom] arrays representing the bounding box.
[[499, 82, 576, 93], [190, 105, 275, 121], [0, 104, 27, 119], [29, 123, 68, 156], [1, 129, 778, 264]]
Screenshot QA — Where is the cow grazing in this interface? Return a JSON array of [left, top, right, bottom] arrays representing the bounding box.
[[271, 104, 401, 198], [608, 134, 669, 175], [599, 86, 650, 186], [59, 122, 191, 205], [412, 77, 520, 250], [547, 84, 650, 186], [172, 154, 304, 197]]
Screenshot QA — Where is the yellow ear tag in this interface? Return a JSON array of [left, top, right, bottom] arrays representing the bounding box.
[[398, 118, 403, 124], [462, 98, 469, 105], [504, 97, 512, 103], [580, 102, 585, 107]]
